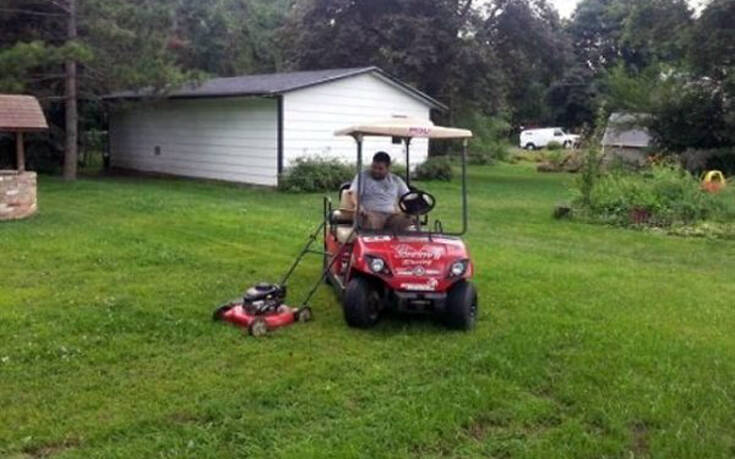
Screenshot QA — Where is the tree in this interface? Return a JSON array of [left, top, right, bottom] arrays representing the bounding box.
[[280, 0, 504, 119], [479, 0, 572, 125], [547, 65, 598, 128], [0, 0, 207, 175], [688, 0, 735, 81], [567, 0, 691, 73]]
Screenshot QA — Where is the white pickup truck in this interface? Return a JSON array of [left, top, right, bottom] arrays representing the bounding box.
[[520, 128, 580, 150]]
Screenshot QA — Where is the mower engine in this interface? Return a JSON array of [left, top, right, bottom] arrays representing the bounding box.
[[243, 283, 287, 314], [213, 283, 312, 337]]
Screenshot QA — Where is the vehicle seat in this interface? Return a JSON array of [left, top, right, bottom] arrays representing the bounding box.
[[335, 226, 356, 244], [330, 183, 356, 243], [330, 184, 355, 225]]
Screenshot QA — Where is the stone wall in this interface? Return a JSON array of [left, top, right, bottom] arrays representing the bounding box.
[[0, 170, 37, 221]]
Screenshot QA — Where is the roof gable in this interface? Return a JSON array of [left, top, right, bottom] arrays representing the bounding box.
[[103, 67, 445, 110]]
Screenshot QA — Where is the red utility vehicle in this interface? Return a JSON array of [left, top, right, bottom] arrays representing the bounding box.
[[214, 117, 476, 336], [323, 118, 477, 329]]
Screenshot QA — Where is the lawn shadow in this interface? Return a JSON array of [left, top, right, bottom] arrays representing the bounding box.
[[368, 310, 456, 335]]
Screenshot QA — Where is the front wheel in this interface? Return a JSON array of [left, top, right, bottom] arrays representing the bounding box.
[[343, 277, 381, 328], [525, 143, 536, 150], [444, 281, 478, 330], [563, 141, 571, 149]]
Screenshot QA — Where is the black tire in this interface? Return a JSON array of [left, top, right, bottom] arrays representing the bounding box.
[[525, 143, 536, 150], [563, 141, 571, 149], [444, 281, 478, 330], [296, 307, 313, 323], [249, 317, 268, 337], [343, 277, 381, 328]]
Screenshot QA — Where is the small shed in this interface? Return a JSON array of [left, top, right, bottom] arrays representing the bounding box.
[[601, 112, 653, 166], [0, 94, 47, 221], [103, 67, 445, 186]]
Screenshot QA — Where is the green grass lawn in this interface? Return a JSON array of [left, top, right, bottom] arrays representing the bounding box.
[[1, 164, 734, 458]]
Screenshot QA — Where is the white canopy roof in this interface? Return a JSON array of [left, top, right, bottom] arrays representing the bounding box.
[[335, 117, 472, 139]]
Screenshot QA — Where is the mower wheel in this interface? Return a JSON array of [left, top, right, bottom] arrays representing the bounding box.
[[212, 303, 234, 321], [444, 281, 478, 330], [249, 317, 269, 337], [343, 277, 381, 328], [296, 307, 313, 323]]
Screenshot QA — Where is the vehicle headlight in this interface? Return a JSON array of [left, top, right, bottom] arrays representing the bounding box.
[[369, 257, 386, 274], [450, 260, 468, 277]]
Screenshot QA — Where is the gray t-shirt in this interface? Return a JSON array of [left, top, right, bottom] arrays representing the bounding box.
[[350, 171, 410, 214]]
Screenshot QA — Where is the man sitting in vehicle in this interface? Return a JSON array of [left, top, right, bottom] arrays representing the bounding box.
[[349, 152, 413, 231]]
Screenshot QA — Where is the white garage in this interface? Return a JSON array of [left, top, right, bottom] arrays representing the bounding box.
[[104, 67, 445, 186]]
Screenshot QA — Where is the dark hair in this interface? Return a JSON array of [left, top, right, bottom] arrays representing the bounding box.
[[373, 151, 391, 166]]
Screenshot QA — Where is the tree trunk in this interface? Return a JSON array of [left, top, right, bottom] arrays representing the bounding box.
[[16, 131, 25, 172], [63, 0, 78, 181]]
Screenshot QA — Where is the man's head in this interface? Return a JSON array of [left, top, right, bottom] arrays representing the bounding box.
[[370, 152, 392, 180]]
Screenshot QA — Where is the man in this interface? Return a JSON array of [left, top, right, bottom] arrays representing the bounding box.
[[349, 151, 413, 231]]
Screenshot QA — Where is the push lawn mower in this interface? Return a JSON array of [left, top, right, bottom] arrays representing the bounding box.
[[212, 222, 335, 336]]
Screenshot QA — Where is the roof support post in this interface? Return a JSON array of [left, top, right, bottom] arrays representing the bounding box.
[[460, 139, 468, 236], [354, 134, 363, 231], [404, 137, 411, 188], [16, 131, 25, 172]]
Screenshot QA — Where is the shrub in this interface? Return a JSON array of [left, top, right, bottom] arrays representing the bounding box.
[[414, 156, 453, 181], [546, 140, 563, 150], [455, 111, 511, 162], [391, 164, 408, 180], [572, 164, 725, 227], [279, 156, 353, 192], [468, 150, 496, 165]]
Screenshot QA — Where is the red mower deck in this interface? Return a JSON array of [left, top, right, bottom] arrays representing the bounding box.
[[214, 301, 312, 337]]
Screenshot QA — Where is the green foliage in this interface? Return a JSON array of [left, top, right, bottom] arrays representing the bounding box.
[[546, 141, 563, 151], [282, 0, 569, 124], [688, 0, 735, 80], [458, 111, 510, 163], [604, 64, 734, 152], [414, 156, 453, 181], [573, 165, 726, 227], [0, 41, 92, 92], [278, 156, 353, 192]]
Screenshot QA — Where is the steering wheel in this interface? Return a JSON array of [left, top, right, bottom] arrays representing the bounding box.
[[399, 190, 436, 216]]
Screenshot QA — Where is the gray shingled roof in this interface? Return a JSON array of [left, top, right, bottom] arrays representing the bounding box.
[[602, 112, 652, 148], [103, 67, 445, 110]]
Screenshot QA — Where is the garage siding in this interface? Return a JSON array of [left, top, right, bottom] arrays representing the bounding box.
[[282, 73, 432, 171], [109, 97, 278, 186]]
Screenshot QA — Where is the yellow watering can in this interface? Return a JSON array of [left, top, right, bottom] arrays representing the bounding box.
[[701, 170, 726, 193]]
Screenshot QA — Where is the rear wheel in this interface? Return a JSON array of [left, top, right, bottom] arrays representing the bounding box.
[[296, 307, 313, 323], [525, 143, 536, 150], [343, 277, 381, 328], [212, 302, 235, 321], [563, 141, 571, 149], [444, 281, 478, 330]]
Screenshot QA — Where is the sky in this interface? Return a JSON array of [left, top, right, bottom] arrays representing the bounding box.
[[550, 0, 706, 18]]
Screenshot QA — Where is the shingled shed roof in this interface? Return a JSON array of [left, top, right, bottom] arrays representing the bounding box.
[[103, 67, 447, 110], [0, 95, 48, 131]]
